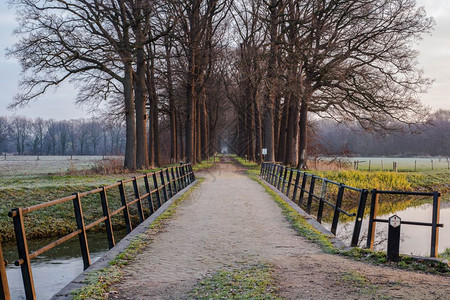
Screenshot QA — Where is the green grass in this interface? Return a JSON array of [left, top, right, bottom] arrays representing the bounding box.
[[188, 264, 280, 300], [233, 157, 450, 275], [0, 160, 204, 243], [71, 180, 202, 299]]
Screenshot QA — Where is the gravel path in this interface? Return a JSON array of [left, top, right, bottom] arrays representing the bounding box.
[[109, 161, 450, 299]]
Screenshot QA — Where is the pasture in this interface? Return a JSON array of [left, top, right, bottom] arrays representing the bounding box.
[[341, 156, 450, 172]]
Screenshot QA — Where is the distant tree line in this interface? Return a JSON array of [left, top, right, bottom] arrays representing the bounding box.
[[0, 116, 125, 156], [311, 109, 450, 157], [8, 0, 433, 169]]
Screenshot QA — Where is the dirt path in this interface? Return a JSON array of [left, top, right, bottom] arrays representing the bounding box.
[[109, 162, 450, 299]]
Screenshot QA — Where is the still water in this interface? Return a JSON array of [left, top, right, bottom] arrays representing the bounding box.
[[326, 202, 450, 256], [4, 230, 127, 299]]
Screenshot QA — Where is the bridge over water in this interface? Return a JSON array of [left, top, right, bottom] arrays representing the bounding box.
[[2, 158, 449, 299]]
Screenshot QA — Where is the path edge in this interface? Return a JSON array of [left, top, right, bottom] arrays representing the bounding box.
[[260, 178, 349, 250], [52, 179, 199, 299]]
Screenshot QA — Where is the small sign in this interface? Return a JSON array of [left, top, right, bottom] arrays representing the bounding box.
[[389, 215, 401, 228], [262, 148, 267, 155]]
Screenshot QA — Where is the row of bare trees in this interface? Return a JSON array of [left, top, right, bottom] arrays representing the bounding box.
[[0, 116, 125, 156], [311, 109, 450, 157], [226, 0, 433, 168], [8, 0, 433, 170]]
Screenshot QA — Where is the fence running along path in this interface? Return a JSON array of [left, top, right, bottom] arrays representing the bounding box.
[[0, 164, 195, 300], [260, 162, 443, 256]]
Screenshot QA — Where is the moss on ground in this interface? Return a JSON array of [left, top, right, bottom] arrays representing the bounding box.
[[188, 264, 281, 300]]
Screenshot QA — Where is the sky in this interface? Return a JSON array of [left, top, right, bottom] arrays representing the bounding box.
[[0, 0, 449, 121]]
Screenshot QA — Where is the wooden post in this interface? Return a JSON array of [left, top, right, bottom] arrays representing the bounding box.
[[0, 242, 11, 300], [351, 189, 368, 247], [170, 167, 179, 194], [73, 193, 91, 270], [10, 208, 36, 299], [430, 191, 441, 257], [316, 180, 327, 223], [152, 172, 162, 208], [366, 190, 379, 250], [414, 160, 417, 172], [144, 174, 155, 214], [306, 176, 316, 214], [431, 159, 434, 170], [286, 168, 294, 196], [291, 170, 301, 203], [368, 160, 371, 171], [331, 184, 345, 235], [118, 181, 133, 233], [132, 177, 145, 223], [381, 160, 384, 171], [298, 173, 308, 207], [159, 171, 169, 203], [99, 188, 115, 249]]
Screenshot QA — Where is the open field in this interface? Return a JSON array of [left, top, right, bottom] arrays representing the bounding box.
[[324, 156, 450, 172], [0, 155, 217, 243], [0, 155, 124, 176]]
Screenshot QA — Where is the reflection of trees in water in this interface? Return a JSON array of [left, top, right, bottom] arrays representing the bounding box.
[[333, 221, 405, 251]]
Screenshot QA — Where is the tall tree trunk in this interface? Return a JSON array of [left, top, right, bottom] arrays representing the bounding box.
[[166, 41, 177, 163], [298, 97, 308, 169], [135, 45, 149, 169], [263, 0, 279, 162], [200, 93, 208, 160], [124, 60, 136, 170], [277, 101, 288, 162], [285, 92, 299, 165], [254, 100, 262, 163]]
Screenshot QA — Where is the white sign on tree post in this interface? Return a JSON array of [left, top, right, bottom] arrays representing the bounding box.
[[262, 148, 267, 155]]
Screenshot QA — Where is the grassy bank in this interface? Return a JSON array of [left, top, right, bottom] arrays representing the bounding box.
[[233, 156, 449, 275], [0, 159, 215, 243]]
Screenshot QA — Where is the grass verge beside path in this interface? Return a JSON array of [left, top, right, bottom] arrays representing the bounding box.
[[188, 264, 281, 300], [233, 156, 450, 275], [71, 179, 203, 300]]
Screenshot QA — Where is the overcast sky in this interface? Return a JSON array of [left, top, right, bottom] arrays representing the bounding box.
[[0, 0, 448, 121]]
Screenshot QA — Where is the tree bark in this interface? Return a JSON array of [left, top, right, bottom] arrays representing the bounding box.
[[123, 60, 136, 170]]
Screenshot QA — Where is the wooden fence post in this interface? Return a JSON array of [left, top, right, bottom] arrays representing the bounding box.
[[73, 193, 91, 270], [0, 241, 10, 300], [118, 181, 133, 233], [100, 188, 115, 249], [132, 177, 145, 223], [366, 190, 379, 250]]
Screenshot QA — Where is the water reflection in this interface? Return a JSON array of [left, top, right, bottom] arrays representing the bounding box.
[[4, 229, 127, 299], [325, 202, 450, 256]]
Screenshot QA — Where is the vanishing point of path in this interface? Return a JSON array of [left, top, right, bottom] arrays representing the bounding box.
[[109, 161, 450, 299]]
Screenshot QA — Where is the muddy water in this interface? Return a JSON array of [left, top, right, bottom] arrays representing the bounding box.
[[4, 230, 127, 299], [325, 202, 450, 256]]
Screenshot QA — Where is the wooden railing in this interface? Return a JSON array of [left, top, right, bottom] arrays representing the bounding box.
[[260, 162, 443, 256], [1, 164, 195, 300]]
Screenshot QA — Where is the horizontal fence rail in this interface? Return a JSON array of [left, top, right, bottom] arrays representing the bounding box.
[[260, 162, 443, 257], [3, 164, 195, 300]]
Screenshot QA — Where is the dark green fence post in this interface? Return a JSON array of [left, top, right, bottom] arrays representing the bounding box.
[[306, 176, 316, 214], [73, 192, 91, 270], [430, 191, 441, 257], [144, 174, 155, 214], [100, 187, 115, 249], [132, 177, 145, 223], [331, 184, 345, 235], [351, 189, 368, 247], [118, 181, 133, 233]]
